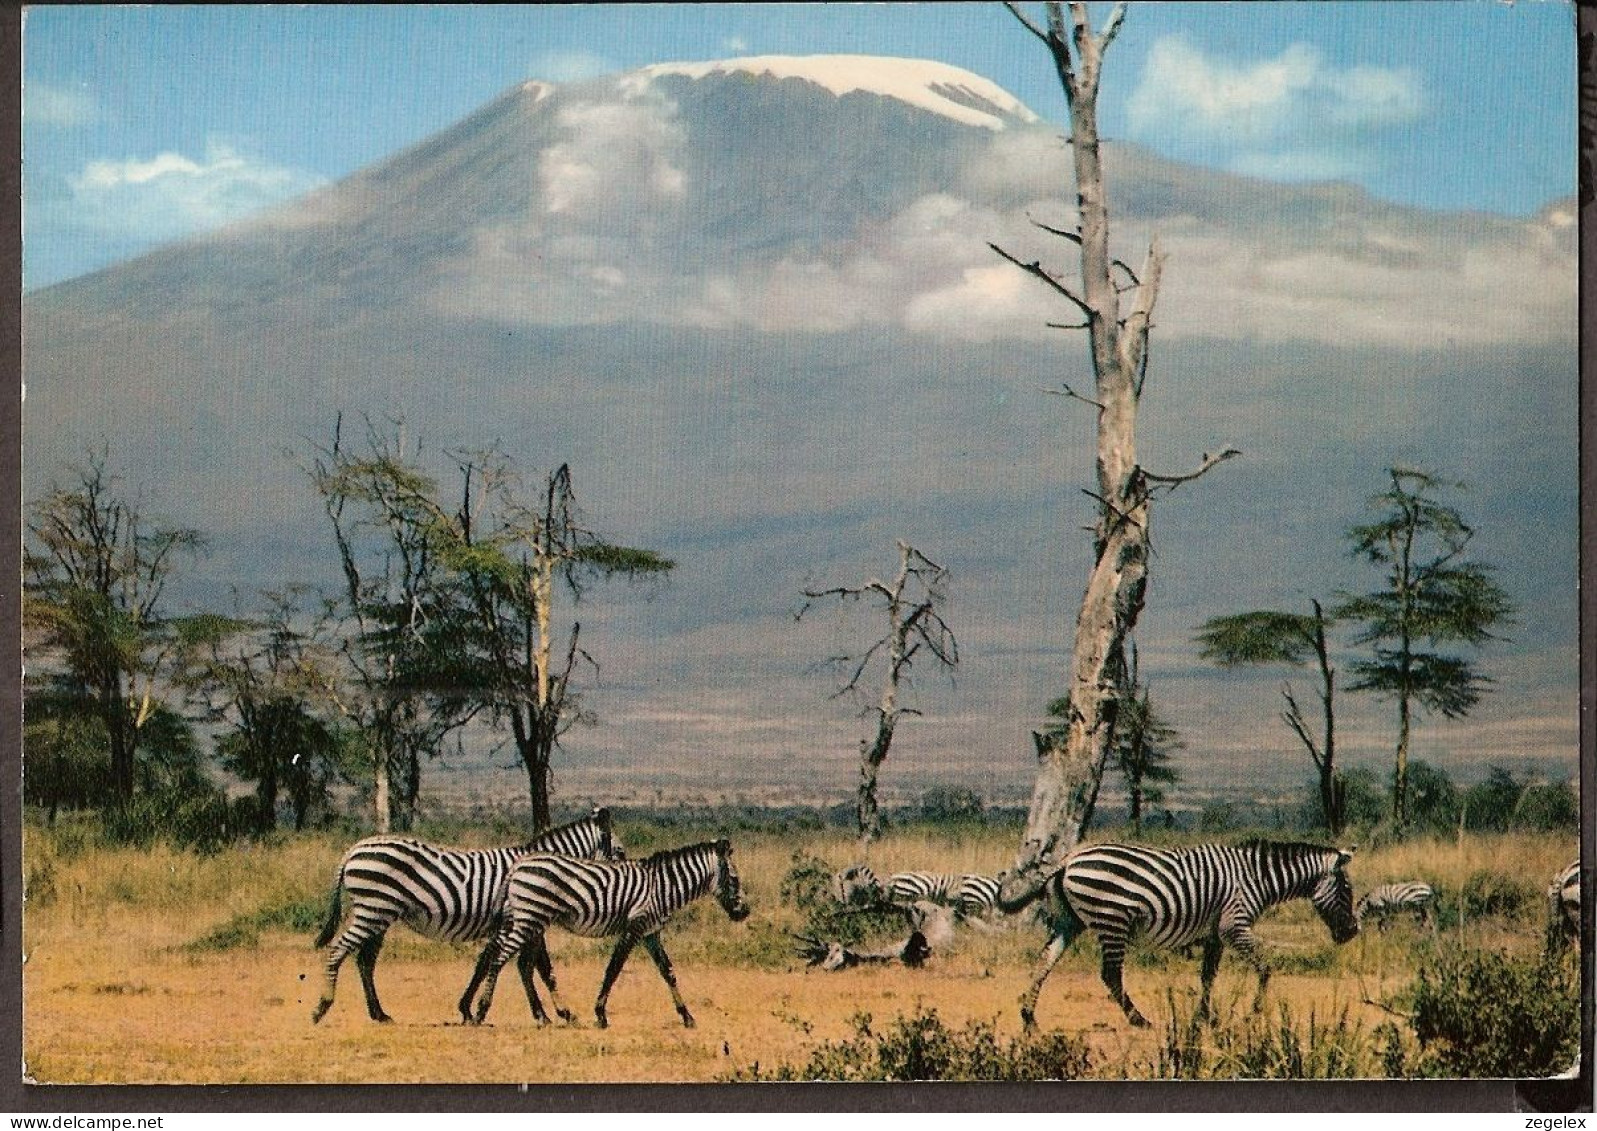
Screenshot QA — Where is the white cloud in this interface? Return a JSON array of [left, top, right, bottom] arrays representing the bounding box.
[[529, 49, 614, 83], [1128, 37, 1424, 181], [26, 80, 97, 128], [722, 35, 749, 54], [66, 142, 326, 244], [540, 99, 687, 217]]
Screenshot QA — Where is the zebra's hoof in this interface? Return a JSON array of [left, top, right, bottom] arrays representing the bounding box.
[[1128, 1012, 1151, 1029], [557, 1010, 578, 1025], [1019, 1009, 1036, 1031], [595, 1014, 609, 1030], [310, 1003, 331, 1025], [373, 1013, 394, 1024], [680, 1012, 696, 1029]]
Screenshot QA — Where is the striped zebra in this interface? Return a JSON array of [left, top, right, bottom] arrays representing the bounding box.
[[466, 838, 750, 1030], [1004, 840, 1359, 1029], [833, 864, 1003, 919], [310, 807, 619, 1024], [1548, 859, 1580, 945], [1355, 882, 1436, 930]]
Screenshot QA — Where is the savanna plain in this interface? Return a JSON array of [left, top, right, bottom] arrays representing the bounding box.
[[21, 814, 1581, 1084]]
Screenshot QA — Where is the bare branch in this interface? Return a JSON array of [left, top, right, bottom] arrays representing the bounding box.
[[1042, 383, 1104, 409], [1142, 448, 1242, 491], [1099, 3, 1127, 51], [1002, 1, 1052, 46], [988, 241, 1093, 317]]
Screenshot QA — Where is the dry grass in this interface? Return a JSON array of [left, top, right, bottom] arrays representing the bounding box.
[[20, 817, 1577, 1084]]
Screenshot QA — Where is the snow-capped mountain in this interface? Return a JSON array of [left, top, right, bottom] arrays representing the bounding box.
[[23, 56, 1577, 801]]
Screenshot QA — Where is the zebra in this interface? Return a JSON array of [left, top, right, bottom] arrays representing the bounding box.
[[1002, 840, 1359, 1029], [1548, 859, 1580, 945], [466, 838, 750, 1030], [310, 806, 620, 1024], [832, 864, 1003, 919], [1355, 881, 1436, 930]]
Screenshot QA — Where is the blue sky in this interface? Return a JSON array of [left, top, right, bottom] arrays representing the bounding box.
[[23, 2, 1575, 290]]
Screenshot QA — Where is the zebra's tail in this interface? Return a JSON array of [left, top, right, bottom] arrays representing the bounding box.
[[997, 866, 1057, 915], [313, 872, 344, 949]]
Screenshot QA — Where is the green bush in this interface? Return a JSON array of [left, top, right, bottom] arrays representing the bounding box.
[[1452, 870, 1534, 923], [725, 1006, 1093, 1081], [779, 851, 902, 947], [183, 895, 327, 952], [1403, 948, 1579, 1077], [1154, 992, 1376, 1079]]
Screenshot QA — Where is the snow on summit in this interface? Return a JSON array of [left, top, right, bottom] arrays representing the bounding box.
[[622, 55, 1039, 130]]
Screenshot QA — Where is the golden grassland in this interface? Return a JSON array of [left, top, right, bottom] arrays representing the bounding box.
[[20, 817, 1578, 1084]]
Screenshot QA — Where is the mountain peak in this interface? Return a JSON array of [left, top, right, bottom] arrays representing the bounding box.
[[618, 54, 1038, 130]]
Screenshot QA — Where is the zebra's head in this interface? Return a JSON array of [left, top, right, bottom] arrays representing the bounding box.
[[714, 839, 751, 922], [1312, 847, 1360, 944], [591, 806, 625, 861]]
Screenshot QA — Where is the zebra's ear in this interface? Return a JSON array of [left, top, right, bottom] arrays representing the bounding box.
[[717, 837, 732, 856], [1337, 845, 1358, 866], [593, 806, 611, 828]]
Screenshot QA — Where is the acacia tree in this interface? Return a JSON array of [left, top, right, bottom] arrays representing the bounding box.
[[799, 540, 959, 844], [1336, 468, 1513, 826], [176, 590, 356, 832], [24, 448, 204, 804], [442, 456, 673, 830], [308, 417, 481, 832], [995, 2, 1234, 899], [1196, 600, 1344, 833]]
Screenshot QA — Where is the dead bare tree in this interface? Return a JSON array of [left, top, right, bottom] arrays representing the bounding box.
[[799, 540, 958, 845], [995, 2, 1236, 902]]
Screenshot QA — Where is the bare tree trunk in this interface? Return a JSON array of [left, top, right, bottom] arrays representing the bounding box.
[[998, 3, 1164, 900], [373, 752, 391, 834], [857, 719, 895, 845]]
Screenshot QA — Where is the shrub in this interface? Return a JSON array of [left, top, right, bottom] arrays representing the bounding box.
[[725, 1006, 1093, 1081], [1403, 947, 1579, 1077], [183, 896, 327, 952], [920, 786, 983, 823], [1454, 870, 1534, 923], [1153, 992, 1376, 1079], [779, 851, 901, 947]]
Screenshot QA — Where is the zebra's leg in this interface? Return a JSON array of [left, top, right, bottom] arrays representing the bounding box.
[[353, 934, 393, 1023], [594, 930, 641, 1030], [1098, 933, 1149, 1028], [471, 920, 527, 1026], [457, 941, 496, 1024], [1195, 935, 1225, 1022], [513, 944, 551, 1026], [312, 912, 394, 1023], [529, 933, 577, 1024], [1018, 932, 1070, 1030], [1224, 925, 1271, 1012], [641, 933, 694, 1028]]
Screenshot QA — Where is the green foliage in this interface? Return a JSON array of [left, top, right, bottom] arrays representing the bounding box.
[[1198, 801, 1239, 833], [779, 851, 901, 946], [919, 786, 983, 823], [1154, 992, 1376, 1079], [23, 707, 116, 811], [1460, 767, 1577, 834], [1334, 765, 1391, 830], [1452, 870, 1535, 923], [1195, 610, 1320, 667], [1402, 947, 1579, 1077], [725, 1006, 1093, 1081], [183, 896, 329, 952]]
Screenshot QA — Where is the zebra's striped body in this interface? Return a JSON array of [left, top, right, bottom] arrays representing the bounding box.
[[1355, 882, 1435, 930], [311, 808, 618, 1024], [1548, 859, 1580, 945], [833, 865, 1003, 918], [468, 839, 750, 1029], [1014, 840, 1359, 1028]]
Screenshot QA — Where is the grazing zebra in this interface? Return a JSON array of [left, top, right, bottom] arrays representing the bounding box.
[[467, 838, 750, 1030], [310, 807, 620, 1024], [1548, 859, 1580, 945], [832, 864, 1003, 918], [1004, 840, 1359, 1029], [1355, 882, 1436, 930]]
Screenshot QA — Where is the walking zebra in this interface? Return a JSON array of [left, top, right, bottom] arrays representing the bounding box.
[[467, 838, 750, 1030], [1355, 882, 1436, 930], [1004, 840, 1359, 1029], [1548, 859, 1580, 945], [832, 864, 1003, 919], [310, 807, 619, 1024]]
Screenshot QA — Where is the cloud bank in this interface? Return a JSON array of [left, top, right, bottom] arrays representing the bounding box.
[[1127, 37, 1425, 181]]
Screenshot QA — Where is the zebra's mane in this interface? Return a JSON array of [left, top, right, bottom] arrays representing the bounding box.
[[641, 841, 722, 867], [516, 812, 600, 851]]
